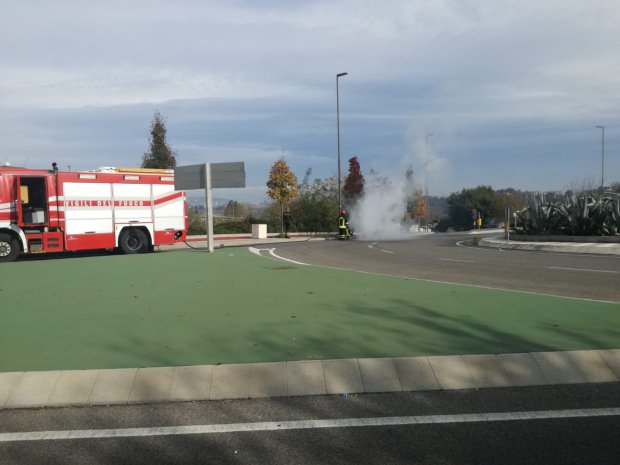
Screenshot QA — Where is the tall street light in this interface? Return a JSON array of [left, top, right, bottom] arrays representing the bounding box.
[[336, 72, 348, 211], [595, 125, 605, 192], [425, 133, 434, 230]]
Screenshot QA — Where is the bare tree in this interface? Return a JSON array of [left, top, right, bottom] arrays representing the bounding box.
[[566, 177, 598, 195]]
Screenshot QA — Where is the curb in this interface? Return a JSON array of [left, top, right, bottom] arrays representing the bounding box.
[[1, 350, 619, 410], [479, 237, 620, 255]]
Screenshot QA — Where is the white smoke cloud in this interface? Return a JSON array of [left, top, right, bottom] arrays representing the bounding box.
[[403, 127, 451, 190], [349, 178, 411, 241], [348, 128, 451, 241]]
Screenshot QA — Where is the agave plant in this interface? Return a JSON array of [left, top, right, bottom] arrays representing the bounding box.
[[515, 192, 620, 236]]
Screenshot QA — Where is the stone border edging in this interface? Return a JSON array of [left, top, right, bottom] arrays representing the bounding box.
[[479, 237, 620, 255], [511, 234, 620, 243], [1, 350, 618, 410]]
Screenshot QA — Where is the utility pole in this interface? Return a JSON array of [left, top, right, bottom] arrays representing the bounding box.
[[425, 133, 434, 231], [336, 72, 348, 211], [595, 125, 605, 192]]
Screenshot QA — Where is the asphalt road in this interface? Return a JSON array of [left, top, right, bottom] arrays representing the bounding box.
[[1, 383, 619, 465], [266, 233, 620, 302]]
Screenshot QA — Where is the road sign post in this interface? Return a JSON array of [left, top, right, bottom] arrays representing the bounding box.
[[505, 205, 511, 242], [205, 163, 214, 252]]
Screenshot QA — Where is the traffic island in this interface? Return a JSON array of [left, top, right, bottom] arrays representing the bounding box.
[[1, 248, 618, 374], [479, 236, 620, 255]]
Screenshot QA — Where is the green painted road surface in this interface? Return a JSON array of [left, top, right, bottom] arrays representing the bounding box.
[[1, 249, 619, 372]]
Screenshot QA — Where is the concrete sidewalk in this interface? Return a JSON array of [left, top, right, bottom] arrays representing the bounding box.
[[1, 350, 619, 410], [480, 236, 620, 255]]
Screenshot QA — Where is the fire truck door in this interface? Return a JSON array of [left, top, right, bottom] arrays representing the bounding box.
[[17, 177, 48, 226]]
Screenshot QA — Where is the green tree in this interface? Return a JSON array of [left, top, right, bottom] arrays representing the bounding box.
[[187, 207, 207, 235], [141, 110, 178, 169], [223, 200, 249, 219], [447, 186, 496, 230], [266, 158, 299, 236], [291, 171, 338, 232], [444, 186, 526, 230], [493, 188, 526, 223]]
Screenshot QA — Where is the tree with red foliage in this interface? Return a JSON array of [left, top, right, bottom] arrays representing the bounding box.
[[343, 156, 364, 204]]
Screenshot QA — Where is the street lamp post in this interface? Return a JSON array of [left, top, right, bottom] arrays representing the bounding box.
[[425, 133, 434, 230], [336, 72, 348, 211], [595, 125, 605, 192]]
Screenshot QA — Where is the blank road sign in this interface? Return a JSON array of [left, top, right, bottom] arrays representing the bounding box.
[[174, 164, 205, 190], [210, 162, 246, 188], [174, 162, 245, 190]]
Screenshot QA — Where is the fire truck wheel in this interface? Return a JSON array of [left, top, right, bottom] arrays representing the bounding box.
[[119, 228, 149, 254], [0, 233, 20, 263]]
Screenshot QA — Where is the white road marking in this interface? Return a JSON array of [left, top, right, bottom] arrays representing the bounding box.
[[268, 249, 308, 266], [548, 266, 618, 274], [248, 247, 263, 257], [2, 408, 618, 443], [439, 258, 476, 263], [249, 247, 307, 266], [380, 249, 395, 254]]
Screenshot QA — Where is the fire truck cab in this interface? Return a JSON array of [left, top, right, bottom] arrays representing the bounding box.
[[0, 163, 188, 262]]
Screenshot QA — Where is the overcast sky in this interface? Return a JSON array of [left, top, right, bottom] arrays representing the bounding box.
[[1, 0, 618, 201]]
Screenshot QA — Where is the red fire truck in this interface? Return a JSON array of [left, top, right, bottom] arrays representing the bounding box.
[[0, 163, 188, 262]]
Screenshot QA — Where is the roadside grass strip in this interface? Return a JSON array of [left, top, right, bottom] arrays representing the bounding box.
[[1, 249, 619, 372]]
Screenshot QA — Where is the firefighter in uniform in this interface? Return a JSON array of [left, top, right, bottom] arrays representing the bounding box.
[[337, 209, 351, 240], [283, 209, 294, 238]]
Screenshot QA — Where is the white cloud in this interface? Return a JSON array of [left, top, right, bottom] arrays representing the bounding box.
[[1, 0, 619, 198]]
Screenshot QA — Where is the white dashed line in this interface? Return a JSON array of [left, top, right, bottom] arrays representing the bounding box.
[[548, 266, 618, 274]]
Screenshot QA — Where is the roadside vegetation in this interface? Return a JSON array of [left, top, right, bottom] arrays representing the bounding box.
[[138, 112, 618, 236]]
